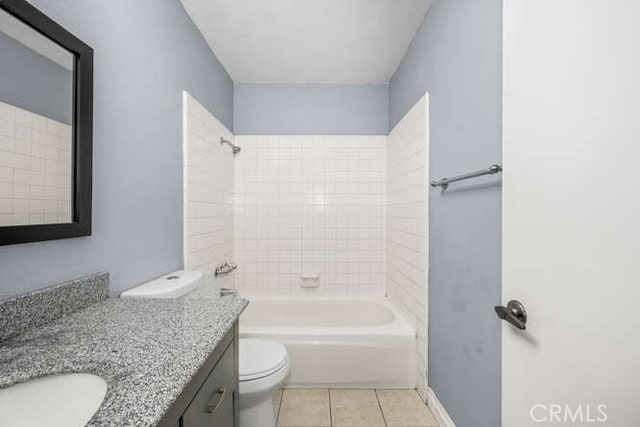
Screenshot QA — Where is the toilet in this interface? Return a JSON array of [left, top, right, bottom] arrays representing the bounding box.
[[120, 270, 290, 427], [238, 338, 289, 426]]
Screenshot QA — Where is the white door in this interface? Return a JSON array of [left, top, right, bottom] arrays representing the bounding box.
[[502, 1, 640, 426]]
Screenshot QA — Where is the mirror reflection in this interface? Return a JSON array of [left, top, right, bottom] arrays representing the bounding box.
[[0, 7, 74, 227]]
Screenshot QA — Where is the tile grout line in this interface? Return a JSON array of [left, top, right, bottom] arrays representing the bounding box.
[[276, 389, 284, 427], [375, 389, 389, 427], [328, 388, 333, 427]]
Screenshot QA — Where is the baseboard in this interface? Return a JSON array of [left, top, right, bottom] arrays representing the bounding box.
[[417, 385, 427, 402], [427, 387, 456, 427]]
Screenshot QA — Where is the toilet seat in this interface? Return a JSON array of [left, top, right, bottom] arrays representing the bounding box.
[[239, 338, 289, 382]]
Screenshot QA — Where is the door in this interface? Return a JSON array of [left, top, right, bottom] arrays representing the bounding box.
[[502, 1, 640, 426]]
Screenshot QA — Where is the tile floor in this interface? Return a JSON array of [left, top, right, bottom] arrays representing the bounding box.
[[273, 389, 438, 427]]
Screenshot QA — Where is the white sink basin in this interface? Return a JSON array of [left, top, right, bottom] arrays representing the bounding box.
[[0, 373, 107, 427]]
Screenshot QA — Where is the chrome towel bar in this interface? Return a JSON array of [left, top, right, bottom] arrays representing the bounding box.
[[431, 164, 502, 189]]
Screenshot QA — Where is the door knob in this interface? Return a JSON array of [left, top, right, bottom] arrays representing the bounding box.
[[495, 300, 527, 330]]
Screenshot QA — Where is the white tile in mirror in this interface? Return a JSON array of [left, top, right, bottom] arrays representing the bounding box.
[[0, 101, 72, 226]]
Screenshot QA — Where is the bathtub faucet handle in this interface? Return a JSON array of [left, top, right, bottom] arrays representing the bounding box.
[[215, 263, 232, 277], [220, 288, 237, 297]]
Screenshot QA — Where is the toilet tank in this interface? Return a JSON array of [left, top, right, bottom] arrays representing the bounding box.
[[120, 270, 203, 299]]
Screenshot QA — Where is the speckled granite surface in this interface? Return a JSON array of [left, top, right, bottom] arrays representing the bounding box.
[[0, 295, 248, 426], [0, 272, 109, 342]]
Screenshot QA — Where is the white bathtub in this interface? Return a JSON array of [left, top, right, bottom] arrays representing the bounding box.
[[240, 297, 416, 389]]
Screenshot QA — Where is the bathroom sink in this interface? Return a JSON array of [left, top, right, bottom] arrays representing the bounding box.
[[0, 373, 107, 427]]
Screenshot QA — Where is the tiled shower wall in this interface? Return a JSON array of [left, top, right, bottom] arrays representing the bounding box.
[[183, 93, 234, 287], [0, 101, 72, 226], [184, 104, 429, 393], [234, 135, 386, 295], [386, 95, 429, 399]]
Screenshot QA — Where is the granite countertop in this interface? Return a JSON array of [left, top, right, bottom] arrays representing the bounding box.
[[0, 295, 248, 426]]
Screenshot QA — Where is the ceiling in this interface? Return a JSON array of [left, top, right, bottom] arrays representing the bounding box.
[[180, 0, 433, 83]]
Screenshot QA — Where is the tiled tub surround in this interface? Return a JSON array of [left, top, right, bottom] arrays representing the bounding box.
[[0, 272, 109, 342], [0, 100, 73, 226], [234, 135, 386, 296], [386, 95, 429, 399], [183, 92, 235, 287], [0, 290, 247, 426]]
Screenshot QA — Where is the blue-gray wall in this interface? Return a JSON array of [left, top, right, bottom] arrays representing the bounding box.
[[0, 0, 233, 298], [0, 32, 72, 124], [234, 83, 388, 135], [389, 1, 502, 426]]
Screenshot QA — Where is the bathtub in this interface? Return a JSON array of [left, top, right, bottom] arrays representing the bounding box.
[[239, 297, 416, 389]]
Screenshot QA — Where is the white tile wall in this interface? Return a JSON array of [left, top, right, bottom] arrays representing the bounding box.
[[234, 135, 386, 296], [183, 99, 429, 394], [386, 95, 429, 399], [183, 92, 235, 288], [0, 101, 72, 226]]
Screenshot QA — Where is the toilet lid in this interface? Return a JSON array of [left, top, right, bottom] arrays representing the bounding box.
[[239, 338, 288, 381]]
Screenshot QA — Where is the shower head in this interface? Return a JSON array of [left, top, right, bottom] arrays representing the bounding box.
[[220, 137, 241, 156]]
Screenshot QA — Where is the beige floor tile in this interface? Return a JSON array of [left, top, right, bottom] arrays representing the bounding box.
[[277, 389, 331, 427], [273, 389, 283, 418], [376, 390, 438, 427], [330, 389, 385, 426]]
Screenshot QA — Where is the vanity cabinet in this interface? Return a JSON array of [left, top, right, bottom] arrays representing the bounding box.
[[158, 322, 239, 427], [181, 338, 235, 426]]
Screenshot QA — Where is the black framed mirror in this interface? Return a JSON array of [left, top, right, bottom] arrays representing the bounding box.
[[0, 0, 93, 245]]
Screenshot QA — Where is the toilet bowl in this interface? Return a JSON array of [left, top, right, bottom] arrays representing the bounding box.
[[120, 271, 290, 427], [238, 338, 290, 427]]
